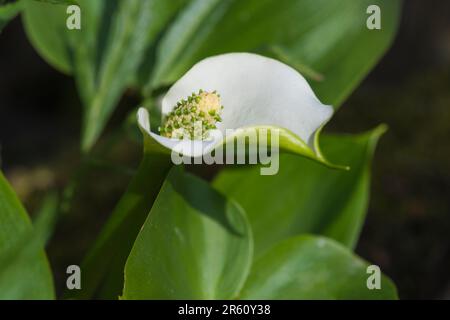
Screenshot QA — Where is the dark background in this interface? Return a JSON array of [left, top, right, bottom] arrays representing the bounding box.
[[1, 1, 449, 299]]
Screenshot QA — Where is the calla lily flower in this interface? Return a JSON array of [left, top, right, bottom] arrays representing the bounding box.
[[137, 52, 345, 169]]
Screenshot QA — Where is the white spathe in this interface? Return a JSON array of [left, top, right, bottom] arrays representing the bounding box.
[[138, 52, 333, 157]]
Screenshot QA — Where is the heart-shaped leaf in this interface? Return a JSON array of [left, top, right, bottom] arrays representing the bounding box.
[[240, 235, 397, 299], [122, 167, 252, 299]]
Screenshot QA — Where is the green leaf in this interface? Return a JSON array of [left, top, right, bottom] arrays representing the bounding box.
[[22, 0, 72, 73], [80, 0, 187, 151], [143, 0, 221, 90], [0, 1, 22, 34], [140, 120, 348, 171], [222, 125, 348, 170], [65, 152, 172, 299], [122, 167, 252, 299], [32, 191, 59, 246], [23, 0, 188, 151], [214, 125, 386, 258], [146, 0, 401, 108], [240, 235, 397, 299], [0, 171, 55, 299]]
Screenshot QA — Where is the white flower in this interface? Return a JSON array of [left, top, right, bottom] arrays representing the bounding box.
[[137, 52, 340, 167]]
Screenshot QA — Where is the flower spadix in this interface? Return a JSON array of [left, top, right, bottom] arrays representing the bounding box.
[[159, 90, 223, 140], [138, 53, 345, 169]]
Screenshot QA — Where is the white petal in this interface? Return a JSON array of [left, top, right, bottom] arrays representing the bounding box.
[[162, 52, 333, 147]]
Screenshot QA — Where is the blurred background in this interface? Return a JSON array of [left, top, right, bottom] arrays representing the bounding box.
[[0, 1, 449, 299]]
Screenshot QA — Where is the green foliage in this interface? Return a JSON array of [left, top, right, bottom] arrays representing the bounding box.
[[1, 0, 402, 300], [122, 169, 396, 300], [240, 235, 397, 299], [78, 0, 187, 151], [214, 126, 386, 257], [0, 0, 22, 33], [32, 192, 60, 246], [22, 1, 72, 73], [0, 172, 55, 299], [33, 0, 77, 4], [146, 0, 401, 107], [122, 167, 252, 299], [22, 0, 400, 150], [65, 153, 172, 299], [23, 0, 188, 151]]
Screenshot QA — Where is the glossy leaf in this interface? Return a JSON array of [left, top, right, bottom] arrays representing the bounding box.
[[122, 167, 252, 299], [146, 0, 401, 108], [240, 235, 397, 299], [0, 172, 55, 299], [214, 125, 386, 258]]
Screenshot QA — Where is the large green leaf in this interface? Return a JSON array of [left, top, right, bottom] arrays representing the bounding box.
[[65, 152, 172, 299], [122, 167, 252, 299], [240, 235, 397, 299], [146, 0, 401, 108], [80, 0, 187, 151], [0, 1, 22, 34], [214, 125, 386, 258], [0, 172, 55, 299], [23, 0, 401, 150], [23, 0, 188, 151]]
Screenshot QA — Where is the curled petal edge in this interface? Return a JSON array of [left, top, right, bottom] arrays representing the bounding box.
[[137, 108, 348, 170]]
